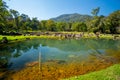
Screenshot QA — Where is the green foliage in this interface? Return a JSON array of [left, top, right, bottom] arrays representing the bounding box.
[[106, 10, 120, 34], [10, 9, 20, 32], [46, 20, 56, 31], [30, 17, 40, 30], [0, 0, 119, 34], [0, 0, 9, 34], [56, 22, 67, 31], [72, 22, 87, 32], [40, 20, 47, 31]]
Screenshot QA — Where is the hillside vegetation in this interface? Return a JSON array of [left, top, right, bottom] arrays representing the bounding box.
[[51, 13, 92, 22]]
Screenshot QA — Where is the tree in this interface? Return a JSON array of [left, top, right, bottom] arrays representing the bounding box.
[[19, 14, 31, 32], [46, 20, 56, 31], [66, 22, 72, 31], [80, 22, 87, 32], [0, 0, 9, 34], [97, 15, 106, 33], [87, 7, 103, 33], [91, 7, 100, 16], [5, 14, 14, 32], [30, 17, 39, 30], [40, 20, 47, 31], [106, 10, 120, 34], [10, 9, 20, 32], [72, 22, 87, 32], [56, 22, 66, 31]]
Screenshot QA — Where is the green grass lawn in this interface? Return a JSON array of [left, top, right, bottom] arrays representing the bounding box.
[[63, 64, 120, 80]]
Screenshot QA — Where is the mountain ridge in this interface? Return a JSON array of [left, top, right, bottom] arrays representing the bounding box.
[[50, 13, 93, 22]]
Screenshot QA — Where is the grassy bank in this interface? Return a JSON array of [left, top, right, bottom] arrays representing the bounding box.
[[0, 35, 63, 42], [63, 64, 120, 80], [0, 33, 117, 41]]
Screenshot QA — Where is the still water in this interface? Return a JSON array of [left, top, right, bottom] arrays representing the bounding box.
[[0, 38, 120, 70]]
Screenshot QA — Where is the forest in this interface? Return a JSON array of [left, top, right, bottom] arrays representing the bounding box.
[[0, 0, 120, 35]]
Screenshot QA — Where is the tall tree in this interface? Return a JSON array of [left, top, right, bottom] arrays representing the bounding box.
[[91, 7, 100, 16], [98, 15, 106, 33], [87, 7, 101, 33], [10, 9, 20, 32], [106, 10, 120, 34], [46, 20, 56, 31], [40, 20, 47, 31], [0, 0, 9, 34], [72, 22, 87, 32], [31, 17, 39, 30], [19, 14, 31, 32], [56, 22, 66, 31]]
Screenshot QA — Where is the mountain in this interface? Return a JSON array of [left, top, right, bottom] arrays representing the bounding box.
[[50, 13, 93, 22]]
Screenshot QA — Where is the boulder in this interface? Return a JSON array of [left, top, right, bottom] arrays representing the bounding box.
[[1, 37, 8, 43], [25, 61, 39, 67]]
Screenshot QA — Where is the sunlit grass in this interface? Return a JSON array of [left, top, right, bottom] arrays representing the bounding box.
[[63, 64, 120, 80], [0, 33, 116, 41], [99, 34, 114, 39], [0, 35, 64, 42]]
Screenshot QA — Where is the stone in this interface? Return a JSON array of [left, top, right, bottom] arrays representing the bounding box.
[[1, 37, 8, 43]]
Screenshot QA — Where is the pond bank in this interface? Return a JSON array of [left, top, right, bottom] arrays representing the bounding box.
[[0, 32, 120, 44], [0, 35, 63, 45]]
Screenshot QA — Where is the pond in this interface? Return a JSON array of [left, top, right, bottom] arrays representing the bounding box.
[[0, 38, 120, 79]]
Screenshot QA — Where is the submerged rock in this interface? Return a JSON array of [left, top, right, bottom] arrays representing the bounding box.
[[25, 61, 39, 67], [46, 59, 66, 64], [68, 54, 76, 58]]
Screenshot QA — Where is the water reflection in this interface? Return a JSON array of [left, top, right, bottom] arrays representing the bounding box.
[[0, 39, 120, 71]]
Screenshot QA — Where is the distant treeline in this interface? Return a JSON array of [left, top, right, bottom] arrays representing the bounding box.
[[0, 0, 120, 35]]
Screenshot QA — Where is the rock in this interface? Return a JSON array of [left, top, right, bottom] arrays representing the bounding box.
[[25, 61, 39, 67], [26, 38, 30, 40], [95, 32, 100, 39], [68, 54, 76, 58], [75, 34, 81, 38], [47, 59, 66, 64], [1, 37, 8, 43], [113, 35, 120, 40]]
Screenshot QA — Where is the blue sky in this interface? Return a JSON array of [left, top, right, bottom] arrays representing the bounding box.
[[4, 0, 120, 20]]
